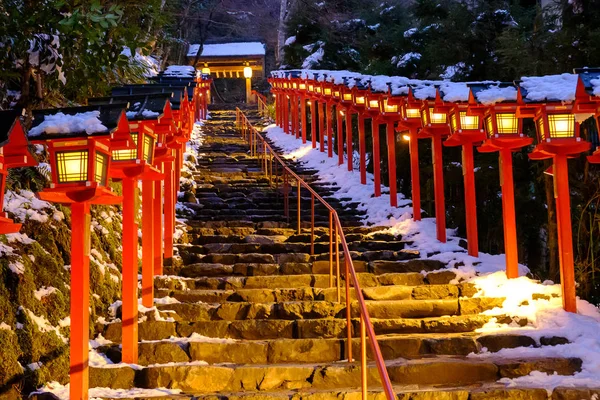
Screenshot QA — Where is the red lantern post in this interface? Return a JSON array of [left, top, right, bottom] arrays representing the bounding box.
[[519, 79, 590, 313], [469, 83, 531, 277], [418, 88, 451, 243], [29, 105, 133, 400], [444, 94, 486, 257]]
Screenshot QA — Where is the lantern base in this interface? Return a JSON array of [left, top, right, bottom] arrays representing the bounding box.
[[38, 186, 121, 205], [418, 126, 450, 139], [587, 149, 600, 164], [0, 215, 22, 235], [444, 131, 486, 147], [478, 137, 533, 153], [529, 140, 591, 160], [111, 162, 164, 181]]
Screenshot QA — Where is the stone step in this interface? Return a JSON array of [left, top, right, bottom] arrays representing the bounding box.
[[102, 314, 521, 342], [151, 297, 505, 322], [156, 282, 475, 303], [80, 387, 600, 400], [97, 333, 570, 366], [155, 271, 461, 291], [87, 357, 582, 392]]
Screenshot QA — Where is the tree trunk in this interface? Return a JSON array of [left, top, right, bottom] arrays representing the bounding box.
[[276, 0, 288, 67], [544, 162, 560, 282]]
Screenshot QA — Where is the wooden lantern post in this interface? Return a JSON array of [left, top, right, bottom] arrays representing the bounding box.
[[0, 110, 38, 233], [418, 88, 451, 243], [519, 81, 590, 313], [29, 105, 133, 400], [469, 83, 531, 277], [351, 81, 372, 178], [390, 92, 424, 220], [331, 83, 344, 164], [323, 79, 336, 158], [444, 96, 486, 257], [338, 84, 355, 169]]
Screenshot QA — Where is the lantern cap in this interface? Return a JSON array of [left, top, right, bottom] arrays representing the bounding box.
[[0, 109, 38, 168], [29, 104, 129, 140], [112, 84, 193, 105], [574, 67, 600, 97], [88, 93, 171, 121]]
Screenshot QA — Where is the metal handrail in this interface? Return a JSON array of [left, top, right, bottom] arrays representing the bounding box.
[[235, 108, 396, 400], [251, 90, 269, 117]]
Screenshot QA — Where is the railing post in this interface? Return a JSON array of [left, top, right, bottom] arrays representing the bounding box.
[[264, 143, 268, 178], [329, 211, 333, 288], [345, 257, 352, 363], [360, 315, 367, 399], [335, 223, 341, 303], [297, 180, 301, 234], [311, 194, 315, 255]]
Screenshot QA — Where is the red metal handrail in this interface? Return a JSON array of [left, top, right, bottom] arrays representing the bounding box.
[[235, 108, 396, 400]]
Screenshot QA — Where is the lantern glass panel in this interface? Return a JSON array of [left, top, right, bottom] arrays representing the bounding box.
[[324, 88, 332, 95], [496, 113, 518, 135], [292, 82, 298, 89], [356, 96, 365, 105], [405, 108, 420, 119], [143, 134, 155, 163], [548, 114, 574, 138], [369, 100, 379, 109], [113, 133, 138, 161], [537, 117, 546, 141], [460, 112, 479, 130], [299, 83, 306, 90], [343, 93, 352, 101], [334, 90, 340, 98], [316, 87, 322, 94], [56, 150, 89, 183], [450, 113, 458, 132], [384, 100, 398, 113], [309, 84, 314, 92], [485, 115, 494, 137], [95, 151, 109, 186], [429, 108, 447, 124]]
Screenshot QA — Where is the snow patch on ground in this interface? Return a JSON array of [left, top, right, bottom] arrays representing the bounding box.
[[33, 381, 182, 400]]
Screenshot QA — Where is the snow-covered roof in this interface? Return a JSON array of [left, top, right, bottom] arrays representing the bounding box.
[[518, 73, 579, 103], [88, 93, 170, 121], [29, 105, 125, 139], [163, 65, 195, 78], [187, 42, 266, 58]]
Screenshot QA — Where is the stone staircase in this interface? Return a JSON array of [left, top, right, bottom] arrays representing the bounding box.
[[91, 106, 586, 399]]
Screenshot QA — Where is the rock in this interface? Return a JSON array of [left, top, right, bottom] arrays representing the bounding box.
[[229, 320, 294, 339], [176, 321, 230, 339], [371, 259, 445, 274], [275, 301, 344, 320], [277, 253, 311, 264], [412, 284, 460, 300], [180, 263, 233, 278], [89, 366, 135, 389], [214, 303, 251, 320], [387, 359, 498, 386], [237, 253, 275, 263], [363, 299, 459, 319], [297, 319, 349, 339], [189, 341, 268, 364], [181, 191, 197, 203], [552, 388, 600, 400], [103, 321, 178, 342], [269, 338, 340, 363], [244, 235, 287, 244], [202, 254, 238, 264], [233, 263, 279, 276], [280, 262, 312, 275], [497, 357, 582, 378], [230, 365, 314, 391], [138, 365, 235, 392], [470, 388, 549, 400], [423, 336, 478, 356], [312, 364, 382, 389], [362, 251, 397, 261], [362, 286, 413, 301], [138, 342, 190, 365], [540, 336, 570, 346], [477, 335, 537, 353], [313, 260, 367, 274], [377, 273, 425, 286], [426, 270, 458, 284], [374, 336, 424, 359], [369, 318, 423, 335], [458, 283, 478, 297], [409, 390, 469, 400], [230, 288, 276, 303], [158, 303, 213, 322], [421, 315, 491, 333], [459, 297, 505, 315]]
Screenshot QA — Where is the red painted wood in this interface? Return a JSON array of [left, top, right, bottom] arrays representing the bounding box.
[[372, 119, 381, 197], [409, 129, 421, 221], [326, 102, 333, 158], [121, 177, 139, 364], [337, 109, 344, 166], [386, 122, 397, 207], [164, 159, 174, 259], [358, 114, 366, 185], [462, 145, 478, 256], [301, 96, 307, 144], [554, 154, 577, 313], [499, 149, 518, 278], [142, 179, 154, 308], [311, 101, 317, 149], [153, 179, 163, 276], [319, 102, 325, 153], [432, 136, 447, 243], [69, 201, 90, 400], [346, 112, 353, 171]]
